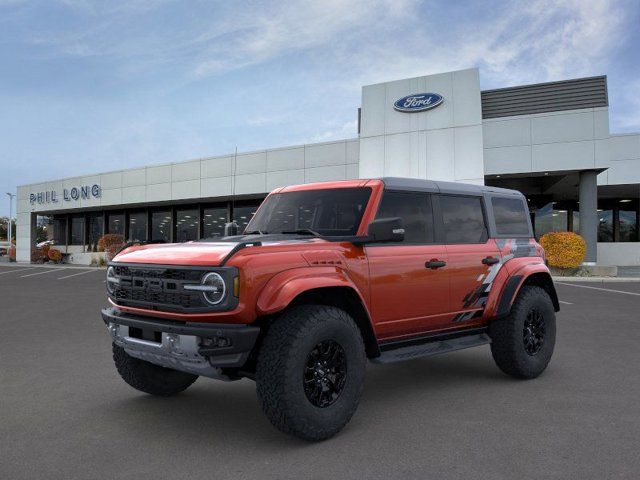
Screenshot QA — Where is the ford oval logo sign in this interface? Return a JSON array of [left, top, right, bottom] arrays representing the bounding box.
[[394, 93, 443, 112]]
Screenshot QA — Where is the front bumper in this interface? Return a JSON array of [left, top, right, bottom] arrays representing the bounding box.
[[102, 308, 260, 379]]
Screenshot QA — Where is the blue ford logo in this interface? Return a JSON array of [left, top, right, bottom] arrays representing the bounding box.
[[394, 93, 443, 112]]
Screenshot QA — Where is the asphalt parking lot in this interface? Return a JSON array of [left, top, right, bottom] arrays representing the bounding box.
[[1, 265, 639, 480]]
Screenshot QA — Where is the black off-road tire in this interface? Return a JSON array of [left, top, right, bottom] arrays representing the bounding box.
[[256, 305, 367, 441], [489, 285, 556, 379], [112, 344, 198, 396]]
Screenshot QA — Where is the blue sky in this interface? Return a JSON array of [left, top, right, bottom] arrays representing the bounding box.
[[1, 0, 639, 216]]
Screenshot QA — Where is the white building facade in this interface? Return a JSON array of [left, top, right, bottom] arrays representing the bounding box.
[[15, 68, 640, 265]]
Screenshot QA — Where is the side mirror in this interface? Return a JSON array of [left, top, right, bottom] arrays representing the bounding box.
[[224, 221, 239, 237], [366, 217, 405, 243]]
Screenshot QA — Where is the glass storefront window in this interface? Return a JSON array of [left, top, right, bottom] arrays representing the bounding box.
[[70, 215, 85, 245], [176, 208, 198, 242], [619, 206, 638, 242], [107, 213, 125, 237], [151, 210, 172, 242], [128, 211, 148, 242], [36, 216, 54, 244], [202, 206, 228, 239], [233, 204, 259, 233], [534, 203, 568, 239], [597, 209, 613, 242], [53, 217, 67, 245], [88, 213, 104, 251]]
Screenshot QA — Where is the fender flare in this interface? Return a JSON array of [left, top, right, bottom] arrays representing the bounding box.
[[257, 267, 368, 315], [256, 267, 380, 357], [493, 264, 560, 318]]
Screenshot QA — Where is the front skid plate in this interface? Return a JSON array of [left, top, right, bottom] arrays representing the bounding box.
[[108, 323, 241, 380]]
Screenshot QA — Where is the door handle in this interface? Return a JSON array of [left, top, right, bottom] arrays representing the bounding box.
[[425, 259, 446, 269], [482, 256, 500, 265]]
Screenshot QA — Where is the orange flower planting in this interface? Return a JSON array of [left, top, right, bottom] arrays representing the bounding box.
[[48, 248, 62, 263], [539, 231, 586, 269]]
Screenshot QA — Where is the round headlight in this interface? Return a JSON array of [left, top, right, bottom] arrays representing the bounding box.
[[201, 272, 226, 305], [106, 266, 117, 295]]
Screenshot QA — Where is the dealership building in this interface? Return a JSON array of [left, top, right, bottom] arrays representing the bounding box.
[[15, 68, 640, 266]]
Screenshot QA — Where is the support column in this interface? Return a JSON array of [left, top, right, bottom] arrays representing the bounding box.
[[16, 212, 35, 263], [579, 170, 598, 264]]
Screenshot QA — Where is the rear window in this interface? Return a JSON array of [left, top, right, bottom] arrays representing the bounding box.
[[440, 195, 487, 243], [492, 197, 530, 236]]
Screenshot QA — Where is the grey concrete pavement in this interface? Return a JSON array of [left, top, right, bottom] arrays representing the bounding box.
[[1, 265, 639, 480]]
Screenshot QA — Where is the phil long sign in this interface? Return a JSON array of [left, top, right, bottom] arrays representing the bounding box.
[[30, 184, 101, 204], [393, 93, 443, 112]]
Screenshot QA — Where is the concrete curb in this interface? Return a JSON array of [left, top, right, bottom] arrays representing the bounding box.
[[552, 276, 640, 283], [0, 262, 106, 270]]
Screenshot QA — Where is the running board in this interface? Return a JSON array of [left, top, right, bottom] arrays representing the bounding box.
[[372, 333, 491, 364]]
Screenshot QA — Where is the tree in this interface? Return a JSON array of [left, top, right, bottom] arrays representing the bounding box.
[[0, 216, 16, 242]]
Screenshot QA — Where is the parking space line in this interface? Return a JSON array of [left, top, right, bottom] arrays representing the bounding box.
[[0, 267, 34, 275], [57, 270, 97, 280], [556, 282, 640, 297], [20, 269, 66, 278], [559, 300, 573, 305]]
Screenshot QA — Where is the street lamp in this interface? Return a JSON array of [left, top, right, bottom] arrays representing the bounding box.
[[6, 192, 15, 243]]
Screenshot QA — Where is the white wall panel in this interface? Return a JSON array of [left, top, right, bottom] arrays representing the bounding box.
[[531, 111, 594, 144], [234, 173, 266, 194], [305, 142, 346, 168], [305, 165, 346, 184], [146, 183, 171, 202], [172, 160, 200, 182], [267, 147, 304, 172], [454, 125, 484, 181], [608, 134, 640, 161], [360, 82, 386, 137], [452, 68, 482, 127], [267, 169, 305, 190], [425, 129, 455, 181], [100, 188, 122, 206], [235, 152, 266, 175], [146, 165, 172, 184], [122, 169, 146, 187], [532, 141, 595, 171], [358, 136, 385, 177], [484, 145, 532, 175], [482, 117, 531, 148], [100, 172, 122, 190], [201, 156, 233, 178], [122, 186, 146, 203], [171, 179, 201, 200], [201, 177, 233, 198]]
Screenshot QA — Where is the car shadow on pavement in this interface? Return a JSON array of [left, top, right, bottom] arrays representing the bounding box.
[[97, 348, 510, 447]]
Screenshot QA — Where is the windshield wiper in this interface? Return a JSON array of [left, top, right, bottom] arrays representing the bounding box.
[[280, 228, 322, 237]]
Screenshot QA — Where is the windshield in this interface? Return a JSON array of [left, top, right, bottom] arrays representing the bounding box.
[[246, 187, 372, 236]]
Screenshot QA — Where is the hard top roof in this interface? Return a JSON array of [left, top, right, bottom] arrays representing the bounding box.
[[379, 177, 523, 197]]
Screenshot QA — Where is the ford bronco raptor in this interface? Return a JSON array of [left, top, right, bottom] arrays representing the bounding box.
[[102, 178, 559, 441]]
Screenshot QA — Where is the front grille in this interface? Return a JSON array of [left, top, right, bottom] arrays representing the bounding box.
[[110, 265, 212, 313]]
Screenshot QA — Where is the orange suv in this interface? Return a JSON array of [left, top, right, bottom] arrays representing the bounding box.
[[102, 178, 559, 440]]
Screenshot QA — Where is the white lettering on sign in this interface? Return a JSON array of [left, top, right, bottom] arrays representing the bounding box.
[[403, 95, 433, 108]]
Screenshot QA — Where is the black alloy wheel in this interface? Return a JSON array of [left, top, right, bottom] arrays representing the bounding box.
[[303, 340, 347, 408], [523, 309, 545, 356]]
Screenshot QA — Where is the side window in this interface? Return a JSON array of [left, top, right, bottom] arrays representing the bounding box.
[[375, 191, 434, 243], [440, 195, 487, 244], [492, 197, 530, 236]]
